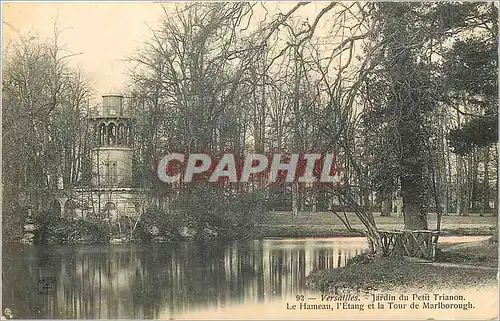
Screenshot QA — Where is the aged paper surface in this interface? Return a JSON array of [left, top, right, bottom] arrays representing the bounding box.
[[2, 2, 499, 320]]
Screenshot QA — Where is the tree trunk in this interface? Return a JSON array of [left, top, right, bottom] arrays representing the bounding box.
[[456, 153, 465, 216], [455, 110, 466, 216], [469, 152, 479, 213], [446, 145, 452, 216], [443, 188, 449, 216], [369, 192, 375, 216], [494, 144, 499, 215], [396, 197, 403, 218], [490, 224, 498, 243], [380, 199, 392, 217], [401, 177, 428, 230], [437, 104, 449, 216], [292, 182, 299, 224], [481, 147, 490, 216], [370, 235, 385, 258], [363, 189, 372, 215]]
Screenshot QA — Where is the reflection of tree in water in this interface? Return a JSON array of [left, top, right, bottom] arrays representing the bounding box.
[[2, 240, 368, 318], [130, 244, 177, 318], [2, 245, 40, 319]]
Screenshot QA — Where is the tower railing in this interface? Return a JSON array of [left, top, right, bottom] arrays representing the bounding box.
[[89, 96, 136, 117]]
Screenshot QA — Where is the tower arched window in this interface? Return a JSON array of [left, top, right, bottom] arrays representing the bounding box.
[[108, 123, 116, 145], [118, 123, 126, 145], [99, 123, 106, 146]]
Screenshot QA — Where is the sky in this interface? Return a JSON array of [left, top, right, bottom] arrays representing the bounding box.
[[2, 2, 166, 97], [2, 2, 334, 99]]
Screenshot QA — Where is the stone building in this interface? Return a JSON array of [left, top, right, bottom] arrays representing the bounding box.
[[49, 94, 142, 226]]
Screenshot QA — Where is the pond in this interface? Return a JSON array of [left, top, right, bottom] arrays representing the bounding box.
[[2, 237, 369, 319]]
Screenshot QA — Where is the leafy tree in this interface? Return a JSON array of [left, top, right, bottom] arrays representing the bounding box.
[[444, 28, 498, 155], [361, 3, 439, 230], [361, 2, 497, 228]]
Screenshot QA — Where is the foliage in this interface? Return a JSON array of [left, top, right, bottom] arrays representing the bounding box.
[[171, 184, 268, 241], [448, 116, 498, 155], [360, 2, 498, 227], [140, 206, 186, 241], [2, 206, 25, 243], [360, 3, 439, 230], [443, 32, 498, 155], [34, 211, 108, 244]]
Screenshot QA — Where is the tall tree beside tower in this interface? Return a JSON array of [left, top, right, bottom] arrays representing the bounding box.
[[362, 3, 437, 230]]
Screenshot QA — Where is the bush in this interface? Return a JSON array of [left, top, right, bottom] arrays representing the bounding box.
[[171, 184, 269, 241], [140, 206, 186, 242], [34, 211, 108, 244], [346, 253, 377, 266], [2, 206, 25, 243]]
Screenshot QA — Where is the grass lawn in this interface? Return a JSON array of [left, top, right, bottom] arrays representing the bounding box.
[[259, 211, 497, 237], [436, 239, 498, 268]]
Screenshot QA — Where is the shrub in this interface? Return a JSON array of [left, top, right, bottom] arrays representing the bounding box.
[[140, 206, 186, 242], [171, 184, 269, 241], [34, 211, 108, 244]]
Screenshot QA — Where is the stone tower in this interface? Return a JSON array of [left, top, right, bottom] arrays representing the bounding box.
[[42, 94, 142, 243], [91, 94, 133, 189], [87, 94, 139, 221]]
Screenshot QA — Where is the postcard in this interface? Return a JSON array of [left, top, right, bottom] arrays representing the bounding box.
[[2, 2, 498, 320]]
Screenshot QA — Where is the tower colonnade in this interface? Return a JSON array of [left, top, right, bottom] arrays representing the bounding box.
[[95, 120, 133, 147]]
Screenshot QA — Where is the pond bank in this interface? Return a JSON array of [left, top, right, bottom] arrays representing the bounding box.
[[305, 238, 498, 294], [258, 224, 496, 238]]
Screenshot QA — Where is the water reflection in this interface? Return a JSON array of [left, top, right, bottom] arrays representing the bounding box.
[[2, 237, 368, 319]]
